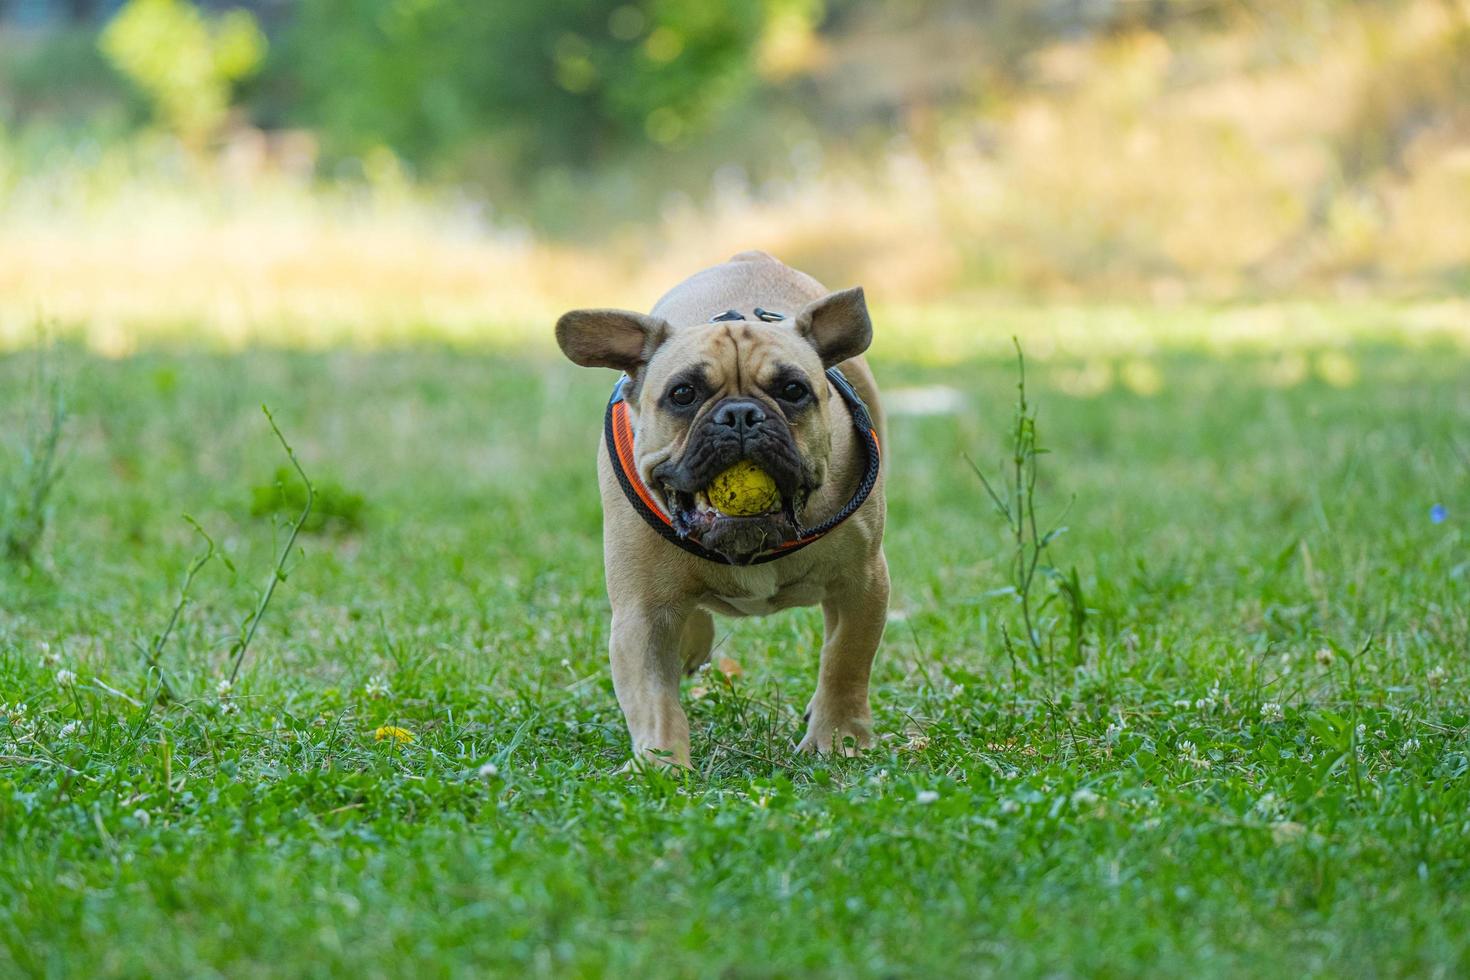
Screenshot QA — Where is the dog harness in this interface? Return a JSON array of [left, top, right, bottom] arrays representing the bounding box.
[[604, 367, 881, 566]]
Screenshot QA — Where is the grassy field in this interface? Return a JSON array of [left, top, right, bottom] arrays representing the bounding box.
[[1, 313, 1468, 976]]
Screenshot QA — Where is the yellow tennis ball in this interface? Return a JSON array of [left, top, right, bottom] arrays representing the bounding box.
[[706, 460, 779, 517]]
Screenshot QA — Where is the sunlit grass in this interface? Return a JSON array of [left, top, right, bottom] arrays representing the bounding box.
[[1, 338, 1467, 975]]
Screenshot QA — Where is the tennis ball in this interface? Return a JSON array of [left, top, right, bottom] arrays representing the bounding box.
[[706, 460, 779, 517]]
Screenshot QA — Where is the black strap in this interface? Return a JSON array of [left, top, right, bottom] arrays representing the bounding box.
[[605, 368, 881, 566]]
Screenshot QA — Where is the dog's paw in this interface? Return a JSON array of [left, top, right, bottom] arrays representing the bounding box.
[[796, 712, 874, 757], [621, 745, 692, 773]]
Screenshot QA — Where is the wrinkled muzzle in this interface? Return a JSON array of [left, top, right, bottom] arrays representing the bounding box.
[[650, 397, 816, 561]]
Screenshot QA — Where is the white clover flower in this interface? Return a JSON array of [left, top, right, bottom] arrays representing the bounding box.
[[478, 761, 499, 778], [2, 702, 35, 741], [133, 809, 151, 828], [1194, 697, 1216, 712], [1427, 665, 1447, 689], [1172, 699, 1191, 709], [999, 799, 1020, 815], [560, 658, 571, 669], [1179, 740, 1212, 770], [55, 668, 77, 688], [1401, 738, 1421, 755], [1071, 788, 1099, 806], [216, 678, 233, 697], [219, 700, 240, 716], [38, 643, 59, 669], [1252, 792, 1285, 819], [1260, 702, 1285, 723], [915, 790, 940, 805], [363, 674, 391, 700], [59, 720, 83, 738], [1315, 648, 1334, 668]]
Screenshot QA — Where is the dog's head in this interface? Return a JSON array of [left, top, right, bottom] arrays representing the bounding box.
[[556, 287, 871, 561]]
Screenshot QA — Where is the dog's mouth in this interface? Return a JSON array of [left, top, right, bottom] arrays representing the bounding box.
[[649, 413, 813, 560], [663, 484, 802, 533], [660, 481, 808, 561]]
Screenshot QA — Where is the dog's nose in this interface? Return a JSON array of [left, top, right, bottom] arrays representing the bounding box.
[[711, 399, 766, 435]]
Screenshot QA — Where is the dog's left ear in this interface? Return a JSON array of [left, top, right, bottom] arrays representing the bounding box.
[[555, 308, 670, 373], [794, 286, 872, 368]]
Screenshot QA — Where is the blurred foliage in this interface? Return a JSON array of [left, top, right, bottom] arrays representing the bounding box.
[[99, 0, 265, 149], [0, 28, 124, 127], [272, 0, 812, 176], [250, 465, 365, 534], [0, 0, 1467, 310]]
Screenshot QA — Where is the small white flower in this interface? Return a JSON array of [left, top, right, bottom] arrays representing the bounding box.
[[59, 720, 83, 738], [999, 799, 1020, 814], [915, 790, 940, 805], [560, 658, 571, 669], [1260, 702, 1285, 723], [1194, 697, 1216, 712], [1172, 699, 1191, 709], [38, 643, 59, 668], [1315, 648, 1334, 668], [363, 674, 391, 700], [55, 668, 77, 688], [1071, 788, 1099, 806], [133, 809, 151, 828], [216, 678, 233, 697], [219, 700, 240, 716], [1355, 723, 1367, 738], [1427, 665, 1447, 689], [1252, 792, 1284, 819], [1179, 740, 1211, 769], [478, 761, 499, 778], [1401, 738, 1421, 755]]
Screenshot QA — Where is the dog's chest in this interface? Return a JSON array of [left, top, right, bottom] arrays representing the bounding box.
[[705, 564, 825, 616]]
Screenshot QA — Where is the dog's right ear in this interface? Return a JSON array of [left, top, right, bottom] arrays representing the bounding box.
[[555, 309, 669, 373]]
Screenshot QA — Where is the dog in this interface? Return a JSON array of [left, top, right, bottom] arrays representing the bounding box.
[[555, 251, 888, 767]]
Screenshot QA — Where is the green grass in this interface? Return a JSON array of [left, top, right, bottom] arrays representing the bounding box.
[[1, 321, 1468, 977]]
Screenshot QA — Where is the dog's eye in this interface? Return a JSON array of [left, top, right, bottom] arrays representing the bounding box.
[[668, 383, 698, 406], [778, 381, 809, 402]]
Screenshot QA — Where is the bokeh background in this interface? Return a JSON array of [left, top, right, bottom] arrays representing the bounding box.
[[2, 0, 1468, 354]]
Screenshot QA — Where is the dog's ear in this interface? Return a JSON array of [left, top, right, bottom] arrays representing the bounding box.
[[555, 309, 670, 373], [794, 287, 872, 368]]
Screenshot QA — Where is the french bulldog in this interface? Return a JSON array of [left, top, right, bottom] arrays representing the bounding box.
[[555, 251, 888, 768]]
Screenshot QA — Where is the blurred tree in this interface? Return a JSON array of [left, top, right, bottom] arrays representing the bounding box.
[[275, 0, 814, 175], [99, 0, 265, 151]]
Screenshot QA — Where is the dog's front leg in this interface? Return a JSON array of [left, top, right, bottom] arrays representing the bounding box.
[[609, 603, 693, 768], [798, 555, 890, 755]]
